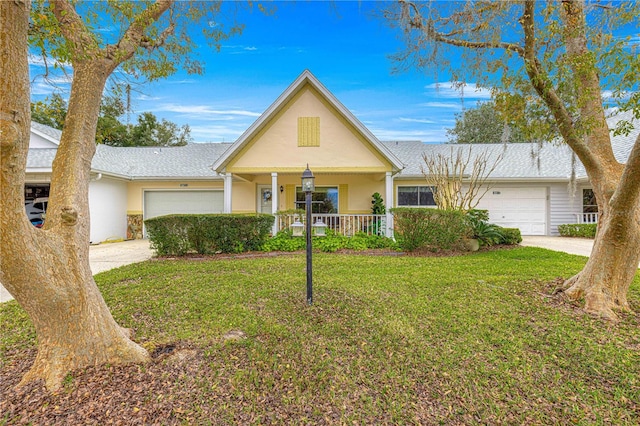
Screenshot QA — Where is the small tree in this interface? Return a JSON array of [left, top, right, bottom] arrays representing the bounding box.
[[371, 192, 386, 214], [421, 146, 502, 211]]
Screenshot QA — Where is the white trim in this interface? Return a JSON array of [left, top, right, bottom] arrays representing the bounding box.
[[223, 174, 233, 213], [385, 172, 394, 238], [271, 173, 278, 235]]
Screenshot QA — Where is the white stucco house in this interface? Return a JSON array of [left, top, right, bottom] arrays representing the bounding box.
[[25, 71, 637, 243]]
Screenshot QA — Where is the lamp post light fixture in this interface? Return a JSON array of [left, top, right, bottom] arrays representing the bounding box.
[[290, 218, 304, 237], [301, 164, 315, 305], [313, 218, 327, 237]]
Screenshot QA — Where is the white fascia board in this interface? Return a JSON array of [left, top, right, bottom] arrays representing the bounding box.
[[128, 176, 224, 181]]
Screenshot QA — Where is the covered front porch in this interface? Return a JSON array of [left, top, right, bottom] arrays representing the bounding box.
[[221, 170, 396, 238]]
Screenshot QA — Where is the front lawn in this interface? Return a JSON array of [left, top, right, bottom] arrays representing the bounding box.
[[2, 247, 640, 424]]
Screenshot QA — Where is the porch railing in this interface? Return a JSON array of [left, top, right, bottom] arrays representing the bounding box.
[[276, 214, 388, 237], [575, 212, 599, 224]]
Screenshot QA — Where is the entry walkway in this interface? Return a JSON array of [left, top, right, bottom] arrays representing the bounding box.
[[0, 239, 153, 303]]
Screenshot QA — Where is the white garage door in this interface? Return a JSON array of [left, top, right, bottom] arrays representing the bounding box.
[[144, 190, 224, 220], [476, 187, 547, 235]]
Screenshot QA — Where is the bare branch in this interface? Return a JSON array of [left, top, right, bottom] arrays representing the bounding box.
[[421, 146, 502, 211]]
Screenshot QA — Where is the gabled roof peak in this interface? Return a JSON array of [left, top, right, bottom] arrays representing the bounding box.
[[211, 70, 404, 172]]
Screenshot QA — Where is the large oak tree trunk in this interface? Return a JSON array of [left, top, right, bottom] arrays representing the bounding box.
[[560, 205, 640, 320], [1, 0, 149, 391]]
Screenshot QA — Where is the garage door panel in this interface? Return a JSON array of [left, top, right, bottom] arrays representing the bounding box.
[[477, 187, 547, 236]]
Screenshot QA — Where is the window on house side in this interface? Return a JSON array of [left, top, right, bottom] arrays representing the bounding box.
[[583, 189, 598, 213], [298, 117, 320, 147], [397, 186, 436, 207]]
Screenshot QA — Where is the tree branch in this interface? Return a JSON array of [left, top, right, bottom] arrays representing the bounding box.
[[106, 0, 174, 64], [519, 0, 599, 172], [51, 0, 101, 61], [399, 0, 525, 56]]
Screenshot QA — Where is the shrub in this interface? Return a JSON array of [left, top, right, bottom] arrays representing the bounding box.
[[558, 223, 597, 238], [496, 227, 522, 245], [390, 208, 471, 252], [465, 210, 521, 247], [145, 214, 274, 256]]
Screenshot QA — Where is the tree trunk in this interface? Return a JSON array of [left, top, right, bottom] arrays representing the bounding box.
[[0, 0, 149, 391], [560, 206, 640, 320]]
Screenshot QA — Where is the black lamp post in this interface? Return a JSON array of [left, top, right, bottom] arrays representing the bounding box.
[[301, 164, 315, 305]]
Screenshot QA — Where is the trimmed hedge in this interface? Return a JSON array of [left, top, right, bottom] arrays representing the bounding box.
[[145, 214, 274, 256], [261, 229, 397, 253], [558, 223, 597, 238], [391, 208, 471, 252]]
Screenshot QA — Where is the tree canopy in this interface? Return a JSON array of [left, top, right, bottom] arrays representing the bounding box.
[[447, 101, 530, 144], [31, 93, 191, 146]]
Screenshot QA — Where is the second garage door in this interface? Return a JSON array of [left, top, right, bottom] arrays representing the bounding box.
[[476, 187, 547, 235], [144, 190, 224, 221]]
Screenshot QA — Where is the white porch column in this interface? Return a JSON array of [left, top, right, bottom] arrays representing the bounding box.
[[223, 173, 233, 213], [271, 172, 279, 235], [385, 171, 394, 238]]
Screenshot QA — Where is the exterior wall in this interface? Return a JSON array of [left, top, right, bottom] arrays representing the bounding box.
[[89, 177, 128, 243], [227, 86, 390, 173], [232, 181, 256, 213], [126, 180, 224, 214], [29, 133, 58, 148], [549, 182, 582, 235], [395, 179, 559, 235]]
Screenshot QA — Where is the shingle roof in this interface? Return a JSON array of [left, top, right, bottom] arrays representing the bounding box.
[[26, 148, 57, 169], [92, 143, 233, 179], [384, 141, 575, 180], [27, 109, 638, 181]]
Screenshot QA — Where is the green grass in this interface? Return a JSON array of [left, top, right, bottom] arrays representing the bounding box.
[[2, 247, 640, 423]]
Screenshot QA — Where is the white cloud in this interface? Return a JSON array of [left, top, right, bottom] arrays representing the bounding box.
[[244, 46, 258, 51], [424, 81, 493, 99], [371, 126, 448, 144], [156, 103, 262, 118], [136, 94, 161, 101], [398, 117, 436, 124], [418, 102, 462, 109], [189, 123, 250, 143]]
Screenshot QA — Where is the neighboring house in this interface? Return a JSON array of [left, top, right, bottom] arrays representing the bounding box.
[[25, 70, 637, 242]]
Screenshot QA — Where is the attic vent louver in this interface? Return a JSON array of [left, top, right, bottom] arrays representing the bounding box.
[[298, 117, 320, 147]]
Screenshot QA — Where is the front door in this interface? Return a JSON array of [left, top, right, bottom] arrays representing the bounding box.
[[258, 185, 273, 214]]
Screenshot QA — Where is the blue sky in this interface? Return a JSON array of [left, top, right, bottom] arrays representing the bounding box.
[[28, 1, 496, 144]]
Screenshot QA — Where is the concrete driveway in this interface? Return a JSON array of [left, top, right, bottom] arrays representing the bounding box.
[[0, 239, 153, 303], [520, 235, 593, 257]]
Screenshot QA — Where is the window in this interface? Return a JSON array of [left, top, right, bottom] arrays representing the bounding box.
[[298, 117, 320, 147], [583, 189, 598, 213], [295, 186, 338, 213], [397, 186, 436, 207]]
